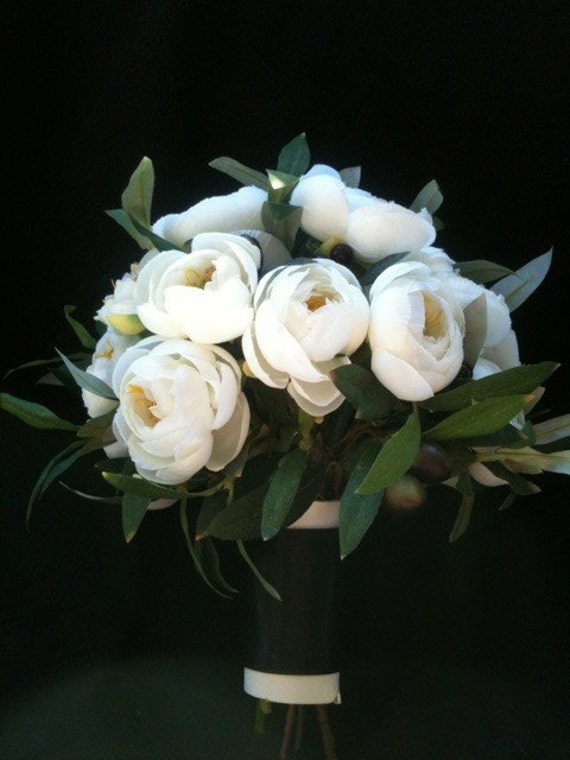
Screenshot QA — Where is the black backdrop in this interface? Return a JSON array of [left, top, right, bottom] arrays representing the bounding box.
[[2, 2, 569, 759]]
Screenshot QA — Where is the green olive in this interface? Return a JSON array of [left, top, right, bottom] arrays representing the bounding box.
[[383, 473, 426, 511], [410, 442, 453, 484]]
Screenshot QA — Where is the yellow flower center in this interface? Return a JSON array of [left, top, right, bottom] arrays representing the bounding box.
[[129, 384, 159, 427], [305, 294, 327, 311], [184, 265, 215, 288], [423, 292, 446, 338], [98, 339, 114, 361]]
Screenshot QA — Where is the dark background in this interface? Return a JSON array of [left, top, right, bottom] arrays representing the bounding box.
[[2, 2, 569, 758]]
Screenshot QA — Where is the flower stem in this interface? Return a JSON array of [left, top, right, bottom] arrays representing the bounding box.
[[279, 704, 297, 759], [315, 704, 339, 760]]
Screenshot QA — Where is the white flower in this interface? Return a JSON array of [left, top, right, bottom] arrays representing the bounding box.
[[242, 258, 369, 416], [290, 167, 436, 265], [111, 336, 250, 485], [152, 186, 267, 249], [403, 246, 457, 276], [368, 260, 465, 401], [96, 270, 145, 336], [450, 275, 512, 351], [134, 232, 261, 344], [82, 329, 138, 419], [476, 328, 520, 374], [471, 412, 570, 486]]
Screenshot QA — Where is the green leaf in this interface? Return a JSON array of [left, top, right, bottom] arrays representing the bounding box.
[[276, 133, 310, 177], [359, 252, 410, 286], [0, 393, 80, 431], [55, 349, 117, 399], [498, 490, 518, 511], [262, 448, 308, 540], [196, 488, 230, 538], [195, 537, 239, 595], [483, 462, 539, 495], [454, 259, 514, 285], [339, 440, 382, 558], [206, 483, 268, 540], [180, 500, 235, 598], [121, 156, 154, 230], [338, 166, 361, 188], [420, 362, 559, 413], [102, 471, 182, 500], [263, 200, 302, 222], [533, 435, 570, 454], [451, 423, 529, 449], [208, 156, 270, 190], [58, 482, 121, 503], [249, 379, 296, 426], [462, 293, 487, 368], [449, 487, 474, 542], [237, 540, 282, 601], [106, 209, 180, 252], [266, 170, 299, 205], [332, 364, 397, 420], [410, 179, 443, 215], [356, 407, 421, 495], [64, 305, 97, 350], [320, 400, 355, 449], [491, 249, 553, 312], [207, 460, 325, 544], [432, 214, 445, 231], [106, 157, 155, 250], [106, 208, 151, 250], [26, 440, 86, 526], [261, 201, 302, 250], [77, 409, 115, 444], [424, 395, 531, 442], [122, 491, 149, 543], [280, 460, 328, 526], [129, 216, 184, 252]]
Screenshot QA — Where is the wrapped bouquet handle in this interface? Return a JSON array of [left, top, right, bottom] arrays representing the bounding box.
[[243, 500, 341, 755], [244, 500, 342, 705]]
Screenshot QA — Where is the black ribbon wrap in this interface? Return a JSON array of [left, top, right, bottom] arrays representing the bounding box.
[[245, 527, 341, 676]]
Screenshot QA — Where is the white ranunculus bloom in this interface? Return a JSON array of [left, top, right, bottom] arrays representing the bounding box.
[[111, 337, 250, 485], [476, 328, 521, 372], [134, 232, 260, 344], [403, 246, 457, 276], [400, 251, 517, 372], [368, 260, 465, 401], [82, 329, 139, 419], [242, 258, 369, 416], [290, 167, 436, 265], [344, 202, 436, 264], [152, 186, 267, 249], [450, 275, 512, 351], [96, 270, 146, 336]]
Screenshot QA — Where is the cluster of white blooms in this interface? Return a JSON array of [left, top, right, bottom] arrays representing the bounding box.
[[84, 164, 518, 487]]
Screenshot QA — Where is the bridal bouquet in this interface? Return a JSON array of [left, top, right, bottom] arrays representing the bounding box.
[[2, 133, 569, 599]]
